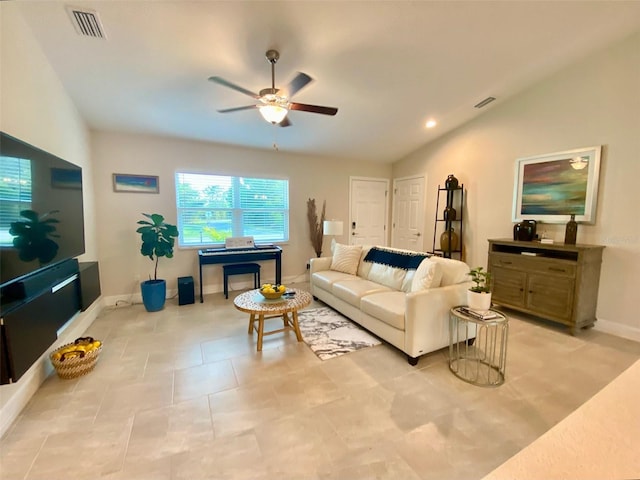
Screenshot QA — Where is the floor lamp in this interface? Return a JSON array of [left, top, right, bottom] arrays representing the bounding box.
[[323, 220, 344, 254]]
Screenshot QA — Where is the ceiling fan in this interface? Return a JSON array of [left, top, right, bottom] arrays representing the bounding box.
[[208, 50, 338, 127]]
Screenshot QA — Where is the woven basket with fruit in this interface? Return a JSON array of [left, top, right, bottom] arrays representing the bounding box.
[[50, 337, 103, 379], [259, 283, 286, 300]]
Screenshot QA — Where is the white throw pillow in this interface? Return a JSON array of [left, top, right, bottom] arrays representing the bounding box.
[[330, 243, 362, 275], [411, 259, 443, 292], [428, 256, 470, 286]]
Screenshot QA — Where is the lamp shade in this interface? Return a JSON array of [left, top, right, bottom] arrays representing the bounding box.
[[259, 104, 288, 124], [323, 220, 344, 236]]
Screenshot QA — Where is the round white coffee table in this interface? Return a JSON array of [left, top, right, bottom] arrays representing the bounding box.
[[233, 288, 312, 351]]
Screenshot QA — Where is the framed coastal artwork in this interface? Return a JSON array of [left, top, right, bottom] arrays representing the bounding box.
[[112, 174, 159, 194], [512, 146, 602, 224]]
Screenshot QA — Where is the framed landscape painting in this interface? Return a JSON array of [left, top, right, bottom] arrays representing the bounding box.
[[112, 174, 159, 194], [512, 146, 601, 224]]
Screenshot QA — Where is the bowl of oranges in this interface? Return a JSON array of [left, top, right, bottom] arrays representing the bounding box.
[[259, 283, 287, 300]]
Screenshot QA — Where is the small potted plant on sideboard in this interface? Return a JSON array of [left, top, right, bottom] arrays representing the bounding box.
[[467, 266, 492, 312], [136, 213, 179, 312]]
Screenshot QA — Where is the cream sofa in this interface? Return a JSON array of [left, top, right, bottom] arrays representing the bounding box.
[[310, 244, 474, 365]]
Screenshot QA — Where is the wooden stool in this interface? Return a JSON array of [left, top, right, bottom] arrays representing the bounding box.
[[223, 263, 261, 299]]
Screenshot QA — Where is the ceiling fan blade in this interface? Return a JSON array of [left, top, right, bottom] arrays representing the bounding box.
[[208, 76, 260, 99], [282, 72, 313, 98], [279, 116, 292, 127], [289, 102, 338, 116], [217, 105, 258, 113]]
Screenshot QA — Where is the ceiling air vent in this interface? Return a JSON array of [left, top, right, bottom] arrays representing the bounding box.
[[66, 6, 106, 39], [474, 97, 496, 109]]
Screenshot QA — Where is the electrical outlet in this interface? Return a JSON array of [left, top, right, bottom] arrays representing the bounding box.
[[134, 274, 140, 282]]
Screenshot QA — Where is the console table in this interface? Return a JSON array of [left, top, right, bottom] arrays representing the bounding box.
[[197, 246, 282, 302], [488, 239, 604, 334]]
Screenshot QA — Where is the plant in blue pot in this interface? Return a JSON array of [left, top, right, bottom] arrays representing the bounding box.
[[137, 213, 179, 312]]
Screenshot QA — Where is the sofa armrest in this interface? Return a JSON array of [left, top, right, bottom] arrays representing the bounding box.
[[404, 281, 474, 355], [310, 256, 332, 274]]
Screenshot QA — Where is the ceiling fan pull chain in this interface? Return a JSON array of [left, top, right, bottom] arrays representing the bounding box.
[[272, 124, 279, 151]]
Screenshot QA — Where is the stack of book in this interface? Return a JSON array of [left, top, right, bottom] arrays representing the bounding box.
[[456, 306, 500, 320]]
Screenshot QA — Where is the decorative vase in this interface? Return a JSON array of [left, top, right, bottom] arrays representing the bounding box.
[[565, 214, 578, 245], [443, 206, 457, 222], [467, 290, 492, 312], [513, 220, 537, 241], [440, 228, 459, 251], [444, 174, 459, 190]]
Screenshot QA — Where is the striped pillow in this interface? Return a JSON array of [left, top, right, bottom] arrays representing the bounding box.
[[330, 244, 362, 275]]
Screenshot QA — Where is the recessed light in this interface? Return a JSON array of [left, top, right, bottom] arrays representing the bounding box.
[[425, 120, 437, 129]]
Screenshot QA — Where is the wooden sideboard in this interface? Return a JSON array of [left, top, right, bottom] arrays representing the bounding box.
[[487, 239, 604, 334]]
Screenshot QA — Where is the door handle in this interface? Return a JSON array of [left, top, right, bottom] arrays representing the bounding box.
[[413, 233, 421, 237]]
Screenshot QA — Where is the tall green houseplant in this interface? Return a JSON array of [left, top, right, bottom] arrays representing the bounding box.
[[136, 213, 179, 311]]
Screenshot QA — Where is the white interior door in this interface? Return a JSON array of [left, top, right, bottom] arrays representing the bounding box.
[[391, 175, 425, 251], [350, 177, 389, 246]]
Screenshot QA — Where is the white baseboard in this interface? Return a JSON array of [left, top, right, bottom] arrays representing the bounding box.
[[594, 317, 640, 343], [102, 275, 308, 307], [0, 298, 104, 439]]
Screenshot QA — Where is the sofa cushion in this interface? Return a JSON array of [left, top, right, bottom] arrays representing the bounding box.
[[363, 246, 430, 291], [312, 270, 354, 291], [332, 278, 392, 307], [330, 243, 362, 275], [367, 262, 407, 290], [356, 245, 374, 278], [411, 258, 443, 292], [361, 292, 407, 330], [401, 269, 416, 293], [429, 256, 471, 286]]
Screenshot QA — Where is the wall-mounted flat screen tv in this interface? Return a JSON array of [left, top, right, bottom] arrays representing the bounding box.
[[0, 132, 85, 287]]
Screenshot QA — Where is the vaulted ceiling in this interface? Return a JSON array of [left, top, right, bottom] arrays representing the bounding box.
[[12, 1, 640, 163]]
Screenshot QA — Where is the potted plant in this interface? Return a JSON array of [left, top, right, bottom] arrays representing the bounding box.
[[467, 266, 492, 312], [136, 213, 179, 312]]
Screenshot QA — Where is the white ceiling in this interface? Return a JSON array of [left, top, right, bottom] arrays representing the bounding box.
[[12, 1, 640, 163]]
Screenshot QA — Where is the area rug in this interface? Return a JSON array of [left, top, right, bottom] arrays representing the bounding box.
[[296, 307, 381, 360]]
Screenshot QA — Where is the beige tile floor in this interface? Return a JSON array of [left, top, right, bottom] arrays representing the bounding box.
[[1, 282, 639, 480]]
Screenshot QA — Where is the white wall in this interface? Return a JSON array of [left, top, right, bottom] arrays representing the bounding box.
[[393, 30, 640, 337], [0, 4, 99, 436], [91, 131, 391, 300]]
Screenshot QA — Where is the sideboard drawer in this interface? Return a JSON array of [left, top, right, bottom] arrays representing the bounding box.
[[490, 253, 576, 277]]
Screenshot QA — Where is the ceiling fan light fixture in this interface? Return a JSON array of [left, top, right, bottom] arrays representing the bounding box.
[[259, 104, 288, 124]]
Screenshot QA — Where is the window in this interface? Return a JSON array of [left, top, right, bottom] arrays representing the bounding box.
[[0, 156, 32, 246], [175, 172, 289, 247]]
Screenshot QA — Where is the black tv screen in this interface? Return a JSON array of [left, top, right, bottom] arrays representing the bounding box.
[[0, 132, 85, 287]]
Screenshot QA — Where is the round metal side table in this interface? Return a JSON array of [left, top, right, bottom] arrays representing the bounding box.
[[449, 306, 509, 387]]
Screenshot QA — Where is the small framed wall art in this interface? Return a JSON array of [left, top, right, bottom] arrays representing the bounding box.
[[112, 174, 159, 194], [512, 145, 601, 224]]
